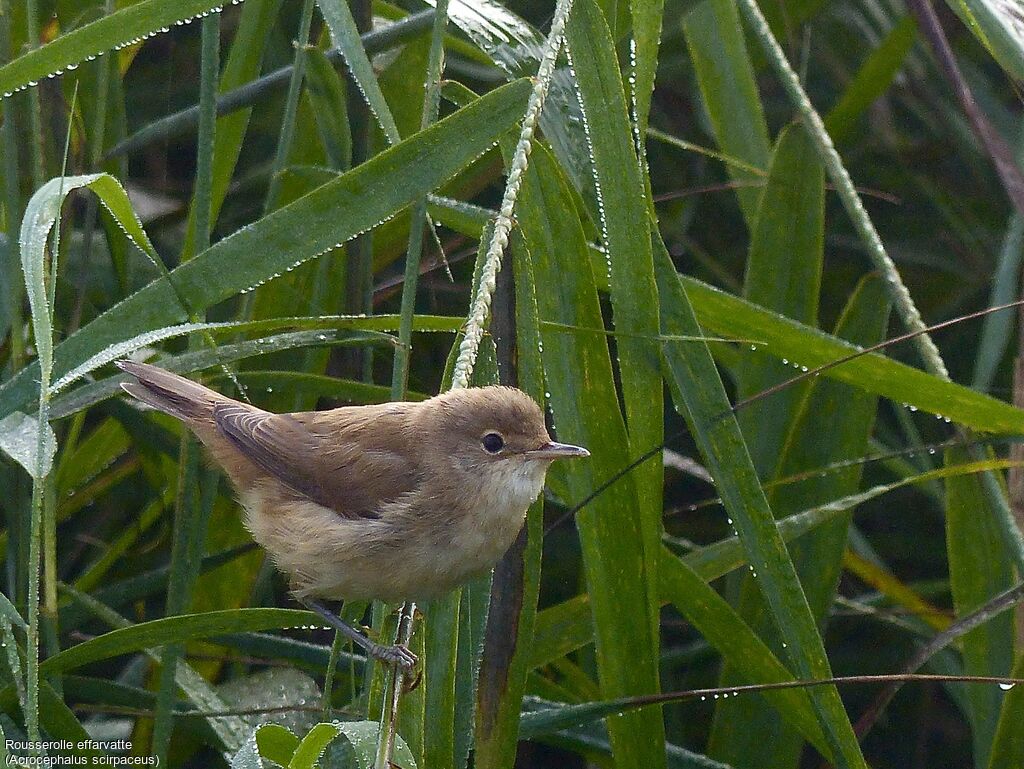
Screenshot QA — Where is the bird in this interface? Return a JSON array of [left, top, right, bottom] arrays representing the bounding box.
[[116, 360, 589, 668]]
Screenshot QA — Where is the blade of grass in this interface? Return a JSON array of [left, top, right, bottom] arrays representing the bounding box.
[[712, 273, 890, 767], [0, 79, 533, 419], [565, 0, 664, 685], [681, 0, 770, 225], [0, 0, 232, 96], [524, 137, 664, 769], [945, 446, 1016, 767], [654, 235, 868, 768]]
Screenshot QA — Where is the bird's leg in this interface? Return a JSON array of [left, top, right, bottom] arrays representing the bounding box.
[[302, 598, 418, 670]]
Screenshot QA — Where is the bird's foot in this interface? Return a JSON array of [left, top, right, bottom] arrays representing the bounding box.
[[369, 641, 418, 670]]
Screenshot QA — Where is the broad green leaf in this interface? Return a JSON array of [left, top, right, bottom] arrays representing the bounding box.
[[257, 724, 300, 766], [0, 79, 532, 420], [281, 721, 416, 769], [654, 236, 868, 769], [523, 137, 663, 769], [682, 0, 770, 225], [946, 0, 1024, 80], [0, 0, 229, 97], [946, 447, 1015, 768]]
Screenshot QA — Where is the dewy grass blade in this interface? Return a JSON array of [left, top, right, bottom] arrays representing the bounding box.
[[0, 0, 235, 97], [0, 79, 532, 419], [317, 0, 402, 146], [654, 237, 869, 769], [564, 2, 665, 766]]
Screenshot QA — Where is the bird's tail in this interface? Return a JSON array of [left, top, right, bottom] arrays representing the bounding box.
[[117, 360, 225, 424]]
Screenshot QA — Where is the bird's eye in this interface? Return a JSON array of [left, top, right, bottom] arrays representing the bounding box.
[[482, 432, 505, 454]]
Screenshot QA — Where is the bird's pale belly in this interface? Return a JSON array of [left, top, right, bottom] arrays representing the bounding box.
[[239, 479, 533, 603]]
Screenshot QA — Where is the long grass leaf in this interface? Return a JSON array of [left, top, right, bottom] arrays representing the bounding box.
[[0, 79, 531, 419], [945, 447, 1016, 767], [524, 137, 663, 769], [681, 0, 770, 224], [0, 0, 231, 96], [654, 237, 868, 768]]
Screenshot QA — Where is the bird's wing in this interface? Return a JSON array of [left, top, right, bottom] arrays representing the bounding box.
[[212, 402, 419, 519]]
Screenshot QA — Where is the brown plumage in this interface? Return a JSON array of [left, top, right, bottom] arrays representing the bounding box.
[[116, 360, 588, 667]]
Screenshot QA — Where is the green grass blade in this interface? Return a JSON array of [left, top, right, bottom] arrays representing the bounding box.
[[0, 0, 228, 97], [522, 137, 663, 769], [681, 0, 770, 225], [659, 548, 831, 757], [317, 0, 402, 145], [565, 0, 664, 717], [654, 237, 868, 768], [945, 0, 1024, 80], [712, 275, 891, 767], [0, 79, 531, 419], [680, 275, 1024, 433], [946, 446, 1016, 767], [823, 16, 918, 145], [735, 122, 824, 475], [30, 608, 315, 678], [303, 47, 352, 170], [630, 0, 664, 141]]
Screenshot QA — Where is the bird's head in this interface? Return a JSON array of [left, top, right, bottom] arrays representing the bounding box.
[[417, 386, 589, 507]]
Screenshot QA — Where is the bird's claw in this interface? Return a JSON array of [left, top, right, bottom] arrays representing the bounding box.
[[373, 642, 418, 670]]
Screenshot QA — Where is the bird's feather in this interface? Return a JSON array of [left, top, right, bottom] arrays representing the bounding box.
[[213, 402, 420, 520]]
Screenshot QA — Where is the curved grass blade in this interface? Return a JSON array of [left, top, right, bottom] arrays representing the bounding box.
[[0, 0, 232, 98], [0, 78, 532, 420], [946, 0, 1024, 80], [654, 237, 868, 768], [681, 276, 1024, 433], [49, 328, 392, 420]]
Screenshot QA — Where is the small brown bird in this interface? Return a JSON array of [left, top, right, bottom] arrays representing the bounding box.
[[116, 360, 588, 667]]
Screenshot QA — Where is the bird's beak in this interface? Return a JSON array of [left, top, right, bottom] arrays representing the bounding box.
[[525, 441, 590, 460]]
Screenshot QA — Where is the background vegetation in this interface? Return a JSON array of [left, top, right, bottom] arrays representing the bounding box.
[[0, 0, 1023, 766]]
